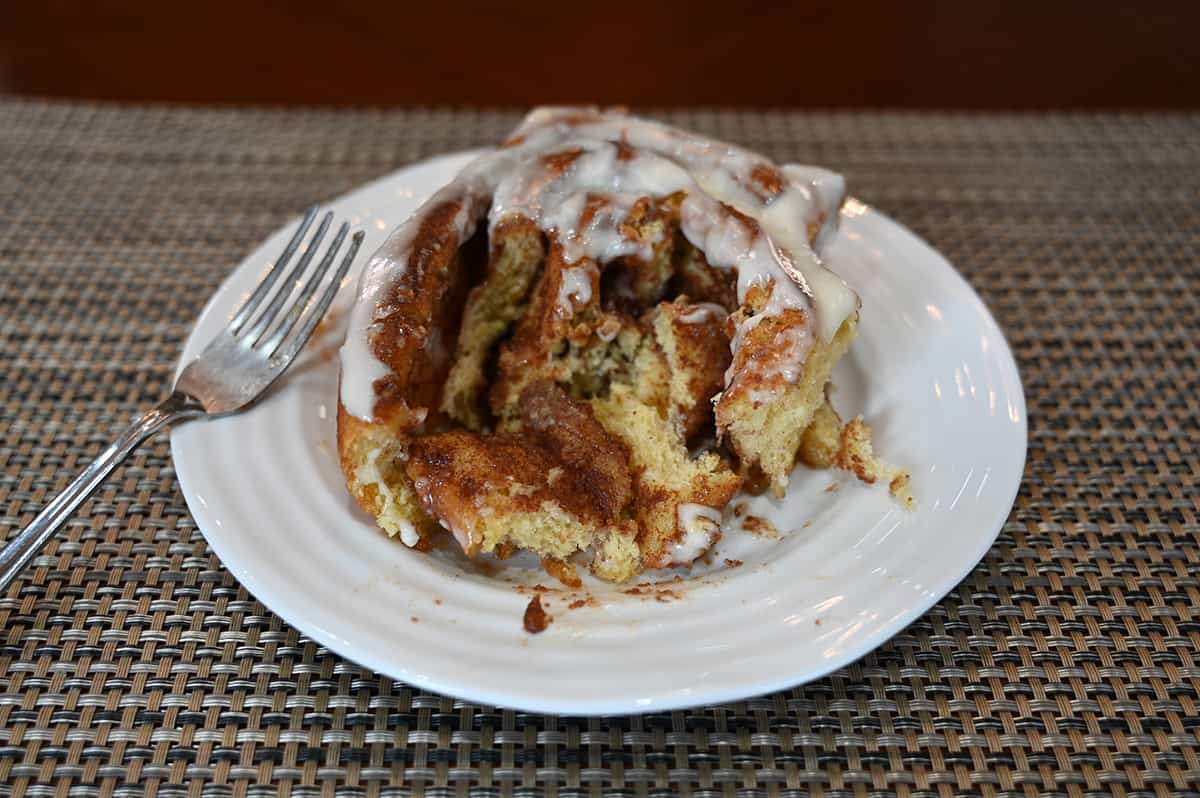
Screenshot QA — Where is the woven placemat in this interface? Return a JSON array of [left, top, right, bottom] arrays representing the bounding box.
[[1, 100, 1197, 797]]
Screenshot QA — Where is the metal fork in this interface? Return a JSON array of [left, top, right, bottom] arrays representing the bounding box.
[[0, 206, 363, 592]]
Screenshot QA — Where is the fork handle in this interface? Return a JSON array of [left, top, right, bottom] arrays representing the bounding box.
[[0, 392, 205, 593]]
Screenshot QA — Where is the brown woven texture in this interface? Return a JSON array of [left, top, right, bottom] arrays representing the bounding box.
[[1, 100, 1198, 797]]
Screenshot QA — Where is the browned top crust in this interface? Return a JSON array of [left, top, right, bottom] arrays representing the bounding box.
[[516, 382, 632, 519], [368, 198, 479, 427], [406, 383, 632, 554]]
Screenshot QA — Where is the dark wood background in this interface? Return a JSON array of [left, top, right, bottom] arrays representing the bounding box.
[[2, 1, 1197, 108]]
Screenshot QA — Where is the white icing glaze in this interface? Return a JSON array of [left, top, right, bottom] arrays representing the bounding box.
[[398, 521, 420, 548], [503, 143, 685, 265], [677, 302, 728, 324], [670, 503, 723, 564], [340, 107, 860, 420], [555, 263, 594, 316], [781, 164, 844, 253]]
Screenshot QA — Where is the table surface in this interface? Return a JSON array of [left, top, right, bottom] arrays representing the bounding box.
[[0, 100, 1197, 797]]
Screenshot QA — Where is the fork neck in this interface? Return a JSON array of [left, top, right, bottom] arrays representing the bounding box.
[[102, 391, 207, 466], [160, 390, 208, 420]]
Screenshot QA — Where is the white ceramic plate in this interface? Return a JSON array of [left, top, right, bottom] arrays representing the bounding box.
[[172, 151, 1026, 714]]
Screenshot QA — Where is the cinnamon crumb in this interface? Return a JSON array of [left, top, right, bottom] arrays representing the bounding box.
[[542, 558, 582, 589], [815, 618, 821, 626], [723, 558, 743, 568], [824, 482, 840, 493], [742, 515, 776, 535], [836, 417, 878, 484], [410, 616, 419, 623], [523, 596, 551, 634], [889, 472, 915, 509], [514, 583, 561, 596], [732, 502, 750, 518], [433, 598, 443, 605], [568, 599, 588, 610]]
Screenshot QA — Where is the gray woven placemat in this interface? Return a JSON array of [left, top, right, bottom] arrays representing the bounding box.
[[1, 100, 1198, 797]]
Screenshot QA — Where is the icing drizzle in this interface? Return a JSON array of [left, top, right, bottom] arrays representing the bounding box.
[[340, 107, 858, 420]]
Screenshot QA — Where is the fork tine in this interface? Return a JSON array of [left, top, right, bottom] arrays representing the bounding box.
[[273, 230, 363, 363], [260, 221, 349, 355], [230, 205, 318, 333], [244, 211, 332, 345]]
